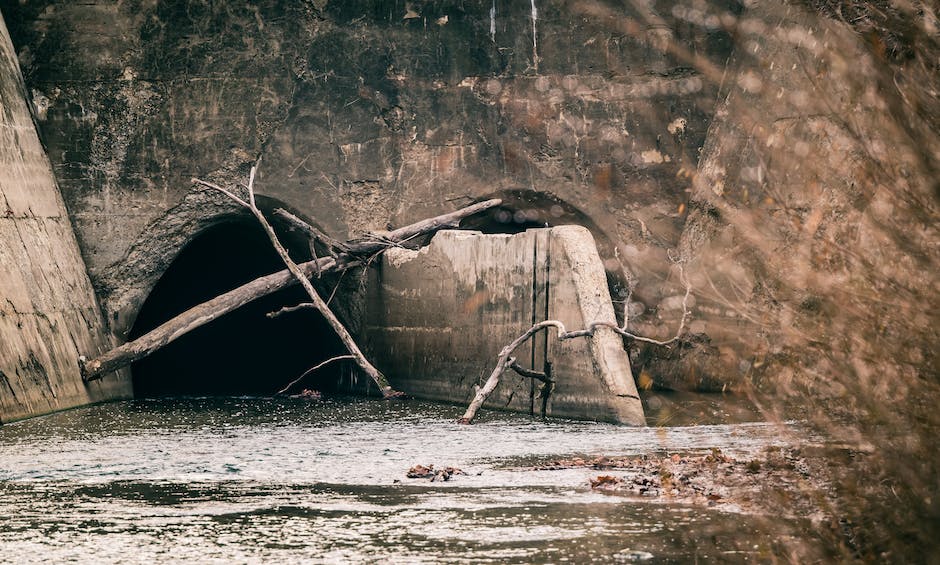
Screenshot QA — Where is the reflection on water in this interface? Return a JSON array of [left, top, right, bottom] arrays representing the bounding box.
[[0, 397, 811, 563]]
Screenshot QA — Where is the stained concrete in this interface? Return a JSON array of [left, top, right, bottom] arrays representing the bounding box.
[[0, 13, 132, 423], [365, 227, 644, 425], [0, 0, 735, 346], [2, 0, 925, 409]]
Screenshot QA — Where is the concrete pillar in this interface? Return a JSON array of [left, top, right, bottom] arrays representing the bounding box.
[[0, 11, 132, 423]]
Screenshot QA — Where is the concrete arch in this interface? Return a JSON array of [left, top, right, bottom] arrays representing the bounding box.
[[126, 216, 348, 397], [95, 189, 327, 340]]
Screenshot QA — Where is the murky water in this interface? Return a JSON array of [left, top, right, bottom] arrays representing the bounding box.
[[0, 397, 813, 563]]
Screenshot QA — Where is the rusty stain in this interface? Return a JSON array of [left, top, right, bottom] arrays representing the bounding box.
[[592, 163, 619, 194], [461, 289, 491, 315]]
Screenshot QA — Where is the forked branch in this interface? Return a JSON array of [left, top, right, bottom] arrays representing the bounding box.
[[458, 265, 692, 423]]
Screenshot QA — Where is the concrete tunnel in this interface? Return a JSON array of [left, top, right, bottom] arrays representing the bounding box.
[[127, 218, 350, 397], [123, 193, 645, 424]]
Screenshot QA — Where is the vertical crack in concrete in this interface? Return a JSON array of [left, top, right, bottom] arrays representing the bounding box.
[[529, 233, 539, 415], [489, 1, 496, 42], [541, 231, 552, 417], [530, 0, 539, 73]]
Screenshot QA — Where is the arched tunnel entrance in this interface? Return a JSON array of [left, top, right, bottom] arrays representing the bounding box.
[[126, 191, 632, 400], [128, 218, 349, 397]]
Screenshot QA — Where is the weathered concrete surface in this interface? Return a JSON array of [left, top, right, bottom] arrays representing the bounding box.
[[0, 0, 734, 342], [644, 0, 940, 393], [364, 227, 644, 425], [7, 0, 930, 402], [0, 13, 132, 423]]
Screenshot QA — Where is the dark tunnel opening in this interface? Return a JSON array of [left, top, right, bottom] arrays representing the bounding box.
[[128, 219, 351, 397]]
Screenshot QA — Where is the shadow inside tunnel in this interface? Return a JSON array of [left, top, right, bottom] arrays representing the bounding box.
[[128, 219, 350, 398]]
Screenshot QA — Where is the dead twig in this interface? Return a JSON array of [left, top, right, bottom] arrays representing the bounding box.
[[326, 269, 347, 306], [267, 303, 316, 319], [616, 264, 692, 346], [277, 354, 356, 395]]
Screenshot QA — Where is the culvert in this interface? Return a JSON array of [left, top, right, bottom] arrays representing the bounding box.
[[122, 204, 644, 423], [128, 220, 350, 397]]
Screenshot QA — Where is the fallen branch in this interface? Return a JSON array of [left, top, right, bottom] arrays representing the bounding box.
[[79, 196, 502, 382], [274, 208, 351, 257], [198, 165, 402, 396], [459, 320, 568, 424], [277, 354, 356, 394], [458, 266, 691, 424], [79, 254, 353, 381], [352, 198, 502, 251]]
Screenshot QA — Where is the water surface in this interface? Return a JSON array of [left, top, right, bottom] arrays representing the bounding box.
[[0, 397, 810, 563]]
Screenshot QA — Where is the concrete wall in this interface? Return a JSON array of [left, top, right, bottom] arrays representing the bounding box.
[[0, 0, 735, 343], [0, 13, 132, 423], [6, 1, 923, 402], [364, 227, 644, 425]]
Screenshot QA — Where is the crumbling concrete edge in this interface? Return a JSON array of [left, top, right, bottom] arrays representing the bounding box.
[[551, 226, 646, 425]]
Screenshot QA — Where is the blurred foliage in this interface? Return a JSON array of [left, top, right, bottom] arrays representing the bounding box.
[[675, 0, 939, 560]]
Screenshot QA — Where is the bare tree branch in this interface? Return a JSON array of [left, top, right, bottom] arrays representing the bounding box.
[[79, 254, 357, 381], [459, 320, 569, 424], [192, 178, 248, 208], [199, 164, 400, 398], [459, 265, 693, 424], [277, 354, 356, 395], [267, 303, 316, 319], [616, 264, 692, 346]]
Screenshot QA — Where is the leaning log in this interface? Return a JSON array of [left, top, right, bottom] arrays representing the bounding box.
[[79, 198, 501, 382], [193, 168, 399, 396]]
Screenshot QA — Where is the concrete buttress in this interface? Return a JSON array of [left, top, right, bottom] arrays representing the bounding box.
[[0, 12, 132, 423]]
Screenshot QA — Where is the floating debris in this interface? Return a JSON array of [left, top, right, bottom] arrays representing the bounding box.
[[540, 447, 832, 518], [406, 464, 466, 482], [290, 389, 322, 400], [589, 475, 623, 490]]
